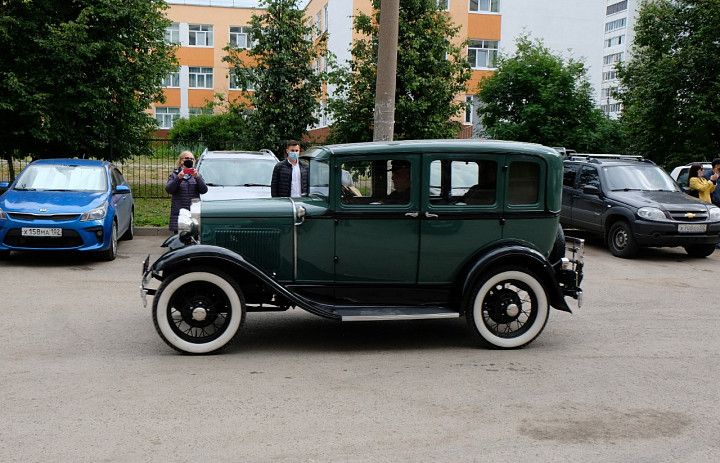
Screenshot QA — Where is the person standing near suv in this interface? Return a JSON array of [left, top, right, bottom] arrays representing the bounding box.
[[703, 158, 720, 206], [689, 162, 717, 204], [271, 140, 308, 197], [165, 151, 208, 233]]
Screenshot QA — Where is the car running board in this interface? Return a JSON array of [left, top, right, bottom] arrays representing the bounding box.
[[335, 307, 460, 322]]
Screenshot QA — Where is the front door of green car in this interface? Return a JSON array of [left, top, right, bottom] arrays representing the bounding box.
[[333, 156, 419, 284]]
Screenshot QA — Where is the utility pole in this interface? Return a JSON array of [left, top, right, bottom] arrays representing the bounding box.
[[372, 0, 400, 142]]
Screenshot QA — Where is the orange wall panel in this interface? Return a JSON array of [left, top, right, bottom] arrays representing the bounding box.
[[176, 47, 215, 66], [468, 14, 501, 40], [188, 89, 215, 107], [467, 70, 495, 93], [163, 89, 181, 106]]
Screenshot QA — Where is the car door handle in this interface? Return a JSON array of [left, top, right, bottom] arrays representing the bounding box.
[[405, 212, 419, 218], [424, 212, 439, 218]]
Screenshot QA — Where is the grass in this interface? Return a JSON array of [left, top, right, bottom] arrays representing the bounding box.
[[135, 197, 170, 227]]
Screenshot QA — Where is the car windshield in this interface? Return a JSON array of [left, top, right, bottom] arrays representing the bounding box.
[[309, 159, 329, 197], [604, 165, 679, 191], [14, 164, 107, 192], [198, 158, 275, 186]]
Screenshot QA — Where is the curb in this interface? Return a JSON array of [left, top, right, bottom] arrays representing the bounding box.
[[135, 227, 173, 237]]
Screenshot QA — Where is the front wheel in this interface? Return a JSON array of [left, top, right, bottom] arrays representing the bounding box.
[[467, 267, 550, 349], [152, 268, 245, 354], [684, 244, 715, 258], [97, 221, 118, 261], [607, 221, 638, 258]]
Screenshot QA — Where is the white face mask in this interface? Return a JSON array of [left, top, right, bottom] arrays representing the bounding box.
[[287, 152, 299, 162]]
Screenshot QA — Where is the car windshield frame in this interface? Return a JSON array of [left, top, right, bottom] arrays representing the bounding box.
[[603, 164, 680, 192], [308, 158, 330, 198], [198, 158, 276, 187], [14, 164, 107, 192]]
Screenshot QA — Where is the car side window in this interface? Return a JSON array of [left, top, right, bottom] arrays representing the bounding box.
[[339, 159, 411, 206], [578, 166, 601, 189], [508, 161, 540, 204], [110, 168, 125, 190], [563, 164, 578, 187], [676, 168, 689, 188], [429, 159, 497, 205]]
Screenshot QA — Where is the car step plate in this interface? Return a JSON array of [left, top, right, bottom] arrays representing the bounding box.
[[337, 307, 460, 322]]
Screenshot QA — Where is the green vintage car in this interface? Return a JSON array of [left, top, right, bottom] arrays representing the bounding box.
[[141, 140, 584, 354]]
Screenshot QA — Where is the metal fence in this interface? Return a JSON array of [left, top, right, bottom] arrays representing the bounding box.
[[0, 139, 208, 198]]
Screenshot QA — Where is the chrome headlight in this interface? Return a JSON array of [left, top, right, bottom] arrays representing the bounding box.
[[177, 208, 194, 234], [80, 202, 108, 221], [708, 206, 720, 222], [637, 207, 667, 221]]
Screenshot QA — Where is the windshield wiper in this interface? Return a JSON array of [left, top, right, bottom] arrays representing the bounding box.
[[43, 189, 72, 191], [241, 183, 271, 187], [611, 188, 643, 191], [205, 183, 223, 187], [14, 187, 36, 191]]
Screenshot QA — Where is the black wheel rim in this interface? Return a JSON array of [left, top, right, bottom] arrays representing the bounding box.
[[166, 281, 232, 343], [613, 227, 627, 250], [481, 279, 538, 338]]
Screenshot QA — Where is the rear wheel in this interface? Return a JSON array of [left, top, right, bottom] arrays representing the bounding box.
[[684, 244, 715, 258], [467, 266, 550, 349], [152, 268, 245, 354], [607, 221, 638, 258], [121, 209, 134, 241]]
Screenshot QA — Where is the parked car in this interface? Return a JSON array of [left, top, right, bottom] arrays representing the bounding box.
[[0, 159, 134, 260], [669, 162, 712, 195], [561, 155, 720, 258], [196, 149, 278, 201], [141, 140, 584, 354]]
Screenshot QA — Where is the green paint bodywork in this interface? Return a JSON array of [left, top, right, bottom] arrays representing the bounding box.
[[196, 139, 564, 284]]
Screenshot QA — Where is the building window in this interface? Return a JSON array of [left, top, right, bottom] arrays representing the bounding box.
[[469, 0, 499, 13], [229, 70, 255, 91], [189, 67, 213, 88], [161, 69, 180, 88], [605, 35, 625, 48], [603, 52, 623, 65], [155, 107, 180, 129], [605, 17, 626, 32], [602, 70, 618, 81], [165, 23, 180, 44], [324, 4, 329, 31], [229, 26, 253, 49], [316, 11, 322, 34], [465, 95, 475, 124], [601, 103, 622, 114], [437, 0, 450, 9], [606, 1, 627, 16], [468, 40, 498, 69], [601, 87, 617, 99], [189, 107, 213, 117], [189, 24, 213, 47]]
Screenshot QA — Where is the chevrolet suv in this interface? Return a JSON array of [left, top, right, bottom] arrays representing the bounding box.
[[561, 155, 720, 258], [142, 140, 584, 354]]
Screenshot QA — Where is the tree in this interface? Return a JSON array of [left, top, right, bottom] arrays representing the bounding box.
[[327, 0, 471, 143], [0, 0, 176, 168], [618, 0, 720, 166], [477, 36, 621, 152], [224, 0, 325, 154], [168, 111, 251, 151]]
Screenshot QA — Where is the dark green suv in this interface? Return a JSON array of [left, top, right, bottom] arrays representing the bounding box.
[[142, 140, 584, 354]]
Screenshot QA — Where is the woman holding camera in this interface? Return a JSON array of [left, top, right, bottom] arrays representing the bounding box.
[[165, 150, 208, 233], [688, 162, 717, 204]]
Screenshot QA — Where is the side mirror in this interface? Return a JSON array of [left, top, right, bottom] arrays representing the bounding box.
[[114, 184, 131, 194], [582, 185, 601, 196], [0, 181, 9, 194]]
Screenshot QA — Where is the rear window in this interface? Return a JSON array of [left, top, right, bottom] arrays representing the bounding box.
[[199, 158, 276, 186], [508, 161, 540, 204]]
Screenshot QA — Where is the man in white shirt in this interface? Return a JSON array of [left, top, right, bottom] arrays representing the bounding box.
[[271, 140, 309, 197]]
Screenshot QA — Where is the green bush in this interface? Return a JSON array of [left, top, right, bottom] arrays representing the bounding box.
[[168, 111, 251, 150]]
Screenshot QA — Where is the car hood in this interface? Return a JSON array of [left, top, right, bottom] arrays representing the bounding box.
[[0, 189, 106, 213], [201, 186, 271, 202], [608, 190, 709, 211]]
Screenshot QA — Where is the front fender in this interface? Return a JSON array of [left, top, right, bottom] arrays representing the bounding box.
[[460, 243, 572, 313], [148, 244, 339, 320]]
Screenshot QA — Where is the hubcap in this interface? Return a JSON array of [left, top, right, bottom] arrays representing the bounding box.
[[614, 229, 627, 248], [192, 306, 207, 321], [506, 303, 520, 318]]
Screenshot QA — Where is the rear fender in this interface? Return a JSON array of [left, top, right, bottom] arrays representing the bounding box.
[[460, 243, 572, 313]]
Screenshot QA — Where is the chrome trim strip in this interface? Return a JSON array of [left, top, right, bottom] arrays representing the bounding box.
[[341, 313, 460, 322], [288, 198, 298, 280]]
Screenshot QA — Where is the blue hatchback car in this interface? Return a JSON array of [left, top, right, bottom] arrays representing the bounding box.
[[0, 159, 134, 260]]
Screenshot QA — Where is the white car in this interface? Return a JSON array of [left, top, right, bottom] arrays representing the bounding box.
[[196, 149, 279, 201], [669, 162, 712, 194]]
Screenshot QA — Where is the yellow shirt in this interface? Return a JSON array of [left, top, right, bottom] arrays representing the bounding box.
[[689, 177, 716, 204]]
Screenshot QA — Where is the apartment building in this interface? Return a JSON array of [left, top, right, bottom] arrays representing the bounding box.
[[600, 0, 639, 118], [155, 1, 625, 136]]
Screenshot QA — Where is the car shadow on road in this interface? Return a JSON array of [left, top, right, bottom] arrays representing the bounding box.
[[0, 250, 130, 267]]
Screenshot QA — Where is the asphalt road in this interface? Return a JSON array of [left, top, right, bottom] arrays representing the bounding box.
[[1, 234, 719, 462]]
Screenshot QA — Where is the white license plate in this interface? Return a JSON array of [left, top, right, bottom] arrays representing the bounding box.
[[21, 227, 62, 237], [678, 224, 707, 233]]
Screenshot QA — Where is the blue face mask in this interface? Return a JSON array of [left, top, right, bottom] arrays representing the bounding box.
[[287, 152, 299, 162]]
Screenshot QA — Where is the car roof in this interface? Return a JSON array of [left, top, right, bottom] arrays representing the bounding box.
[[30, 158, 109, 167], [305, 139, 561, 162], [199, 150, 277, 161]]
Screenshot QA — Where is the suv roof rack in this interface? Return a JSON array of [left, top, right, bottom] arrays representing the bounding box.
[[567, 154, 656, 165]]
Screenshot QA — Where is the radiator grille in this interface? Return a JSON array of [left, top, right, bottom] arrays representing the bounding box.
[[213, 228, 282, 271], [668, 210, 708, 222], [7, 213, 81, 222]]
